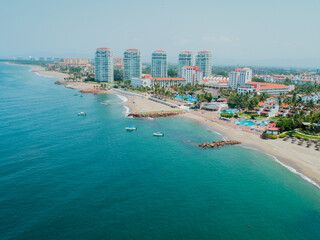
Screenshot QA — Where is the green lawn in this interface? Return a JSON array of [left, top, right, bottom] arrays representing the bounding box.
[[293, 132, 320, 140], [238, 113, 268, 120], [282, 131, 320, 140]]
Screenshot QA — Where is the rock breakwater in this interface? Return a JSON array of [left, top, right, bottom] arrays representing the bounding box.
[[199, 140, 241, 148]]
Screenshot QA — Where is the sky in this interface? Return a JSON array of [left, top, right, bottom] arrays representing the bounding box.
[[0, 0, 320, 67]]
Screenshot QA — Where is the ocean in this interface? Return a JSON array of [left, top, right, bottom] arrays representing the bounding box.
[[0, 63, 320, 240]]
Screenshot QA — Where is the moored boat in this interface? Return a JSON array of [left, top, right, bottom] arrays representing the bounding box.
[[78, 112, 86, 116], [153, 132, 164, 137], [126, 126, 137, 131]]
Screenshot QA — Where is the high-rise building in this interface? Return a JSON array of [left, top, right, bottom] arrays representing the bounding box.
[[181, 66, 203, 85], [151, 50, 168, 78], [124, 49, 142, 80], [178, 51, 194, 77], [228, 68, 252, 90], [195, 51, 212, 77], [95, 47, 114, 82]]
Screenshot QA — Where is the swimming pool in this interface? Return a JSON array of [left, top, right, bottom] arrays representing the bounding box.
[[234, 120, 269, 127], [175, 95, 198, 102], [219, 109, 239, 114]]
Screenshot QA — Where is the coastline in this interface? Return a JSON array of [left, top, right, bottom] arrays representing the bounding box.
[[11, 62, 320, 189], [4, 62, 69, 80], [181, 112, 320, 189], [113, 90, 320, 189]]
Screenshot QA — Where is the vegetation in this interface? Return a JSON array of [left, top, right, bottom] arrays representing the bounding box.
[[261, 133, 278, 139], [168, 68, 178, 77], [220, 113, 234, 118], [114, 70, 123, 81], [142, 65, 151, 74], [227, 92, 269, 110], [251, 77, 265, 82]]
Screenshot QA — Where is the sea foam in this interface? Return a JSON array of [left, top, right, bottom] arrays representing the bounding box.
[[243, 145, 320, 189]]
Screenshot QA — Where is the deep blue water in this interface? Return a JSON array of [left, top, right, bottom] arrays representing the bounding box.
[[0, 63, 320, 240]]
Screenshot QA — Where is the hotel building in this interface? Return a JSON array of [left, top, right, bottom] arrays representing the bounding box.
[[228, 68, 252, 90], [181, 66, 203, 85], [151, 50, 168, 78], [62, 58, 89, 66], [195, 51, 212, 77], [238, 82, 294, 95], [124, 49, 142, 81], [95, 47, 113, 82], [131, 76, 186, 88], [178, 51, 195, 77]]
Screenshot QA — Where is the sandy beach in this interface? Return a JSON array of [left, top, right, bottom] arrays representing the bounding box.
[[4, 62, 70, 80], [30, 65, 69, 80], [111, 89, 320, 188]]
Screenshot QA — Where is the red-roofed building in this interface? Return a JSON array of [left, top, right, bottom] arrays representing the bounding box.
[[131, 77, 186, 88], [240, 82, 293, 95], [266, 127, 280, 135], [182, 66, 203, 85], [178, 51, 195, 77]]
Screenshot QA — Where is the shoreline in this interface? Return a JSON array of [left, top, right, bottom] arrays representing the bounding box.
[[113, 90, 320, 189], [4, 62, 69, 80], [10, 62, 320, 190]]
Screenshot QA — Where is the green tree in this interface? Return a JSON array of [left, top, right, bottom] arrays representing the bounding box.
[[114, 70, 124, 81], [168, 68, 178, 77]]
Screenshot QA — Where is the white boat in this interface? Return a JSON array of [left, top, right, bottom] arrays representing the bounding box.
[[153, 132, 164, 137], [126, 126, 137, 131], [78, 112, 86, 116]]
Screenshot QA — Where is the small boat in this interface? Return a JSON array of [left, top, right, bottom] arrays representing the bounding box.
[[78, 112, 86, 116], [126, 126, 137, 131], [153, 132, 164, 137]]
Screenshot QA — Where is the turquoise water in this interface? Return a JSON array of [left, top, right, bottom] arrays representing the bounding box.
[[220, 109, 239, 114], [1, 63, 320, 239], [233, 120, 268, 127], [175, 95, 198, 102]]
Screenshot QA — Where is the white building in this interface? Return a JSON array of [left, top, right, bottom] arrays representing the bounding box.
[[301, 93, 320, 103], [228, 68, 252, 90], [237, 87, 255, 94], [151, 50, 168, 78], [245, 82, 293, 95], [131, 78, 151, 88], [95, 47, 113, 82], [181, 66, 203, 85], [150, 77, 186, 87], [131, 77, 186, 87]]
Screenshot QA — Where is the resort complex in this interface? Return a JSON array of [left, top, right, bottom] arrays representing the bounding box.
[[7, 48, 320, 144]]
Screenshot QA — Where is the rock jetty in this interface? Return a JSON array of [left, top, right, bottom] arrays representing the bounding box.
[[80, 89, 106, 94], [55, 81, 67, 85], [128, 111, 184, 118], [198, 140, 241, 148]]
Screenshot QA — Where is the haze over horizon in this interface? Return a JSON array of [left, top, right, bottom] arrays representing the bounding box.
[[1, 0, 319, 68]]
